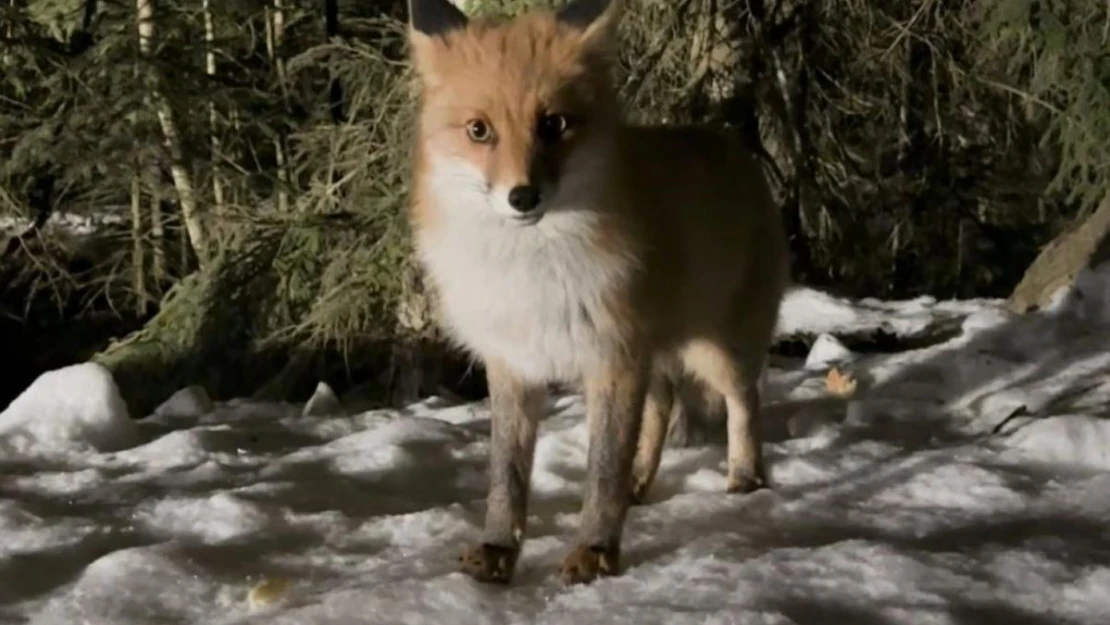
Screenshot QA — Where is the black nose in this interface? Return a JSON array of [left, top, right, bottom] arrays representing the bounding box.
[[507, 185, 541, 213]]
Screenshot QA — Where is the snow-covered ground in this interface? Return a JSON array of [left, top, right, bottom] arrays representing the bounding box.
[[4, 269, 1110, 625]]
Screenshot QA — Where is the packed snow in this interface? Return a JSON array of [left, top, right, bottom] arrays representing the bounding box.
[[3, 270, 1110, 624]]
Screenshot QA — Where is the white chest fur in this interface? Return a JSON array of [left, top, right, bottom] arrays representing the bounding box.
[[417, 213, 631, 384]]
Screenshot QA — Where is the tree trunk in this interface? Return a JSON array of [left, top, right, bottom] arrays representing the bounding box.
[[203, 0, 225, 222], [150, 178, 166, 283], [130, 173, 147, 316], [136, 0, 209, 265], [3, 0, 14, 65], [1008, 193, 1110, 314], [324, 0, 344, 124], [266, 0, 290, 212]]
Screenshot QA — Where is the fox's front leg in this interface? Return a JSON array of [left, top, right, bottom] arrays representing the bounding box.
[[560, 359, 648, 585], [459, 360, 546, 584]]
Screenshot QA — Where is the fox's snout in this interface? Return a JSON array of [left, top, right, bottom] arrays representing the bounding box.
[[507, 185, 542, 213], [475, 117, 567, 222], [490, 180, 548, 224]]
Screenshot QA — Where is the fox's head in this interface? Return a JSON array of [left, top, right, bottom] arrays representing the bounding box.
[[408, 0, 622, 226]]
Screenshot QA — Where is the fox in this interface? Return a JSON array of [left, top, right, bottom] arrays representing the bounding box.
[[405, 0, 789, 585]]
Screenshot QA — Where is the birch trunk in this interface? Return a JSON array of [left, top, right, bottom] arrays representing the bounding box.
[[150, 177, 166, 283], [266, 0, 290, 212], [136, 0, 209, 264], [130, 173, 147, 316], [203, 0, 225, 222]]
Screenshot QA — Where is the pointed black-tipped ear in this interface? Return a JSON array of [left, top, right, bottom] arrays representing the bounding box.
[[556, 0, 616, 29], [409, 0, 469, 37]]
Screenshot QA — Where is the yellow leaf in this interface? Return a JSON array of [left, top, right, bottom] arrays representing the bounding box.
[[825, 367, 858, 398], [247, 577, 291, 610]]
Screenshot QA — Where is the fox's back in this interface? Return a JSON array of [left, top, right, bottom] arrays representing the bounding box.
[[611, 125, 790, 347]]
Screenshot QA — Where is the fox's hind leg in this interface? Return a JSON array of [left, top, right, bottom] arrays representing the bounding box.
[[459, 360, 546, 584], [682, 339, 768, 493], [723, 371, 766, 493], [630, 371, 675, 505]]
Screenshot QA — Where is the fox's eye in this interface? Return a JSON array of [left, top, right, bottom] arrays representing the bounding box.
[[537, 113, 568, 143], [466, 119, 493, 143]]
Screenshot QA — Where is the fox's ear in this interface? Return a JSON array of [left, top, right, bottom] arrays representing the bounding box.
[[557, 0, 621, 50], [408, 0, 468, 81], [409, 0, 468, 38]]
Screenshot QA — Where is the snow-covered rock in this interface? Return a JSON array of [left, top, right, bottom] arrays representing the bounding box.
[[0, 362, 138, 455], [804, 332, 856, 370], [152, 385, 215, 420], [302, 381, 344, 417]]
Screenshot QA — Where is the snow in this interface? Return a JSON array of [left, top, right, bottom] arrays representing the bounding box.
[[4, 268, 1110, 624], [775, 286, 998, 340], [0, 211, 127, 239]]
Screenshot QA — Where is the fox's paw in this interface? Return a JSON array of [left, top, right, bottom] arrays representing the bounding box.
[[629, 480, 650, 506], [458, 543, 519, 585], [559, 543, 620, 585], [726, 467, 768, 494]]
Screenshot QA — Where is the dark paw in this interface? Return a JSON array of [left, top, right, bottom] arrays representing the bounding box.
[[559, 543, 620, 585], [726, 471, 768, 494], [458, 543, 519, 584]]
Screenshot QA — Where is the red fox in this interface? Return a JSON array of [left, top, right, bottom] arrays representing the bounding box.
[[406, 0, 789, 585]]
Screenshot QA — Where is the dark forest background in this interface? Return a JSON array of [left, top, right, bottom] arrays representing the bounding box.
[[1, 0, 1108, 415]]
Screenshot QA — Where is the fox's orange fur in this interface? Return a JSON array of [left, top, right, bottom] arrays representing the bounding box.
[[406, 0, 789, 585]]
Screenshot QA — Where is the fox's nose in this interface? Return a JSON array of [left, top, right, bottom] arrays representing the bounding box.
[[507, 185, 541, 213]]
